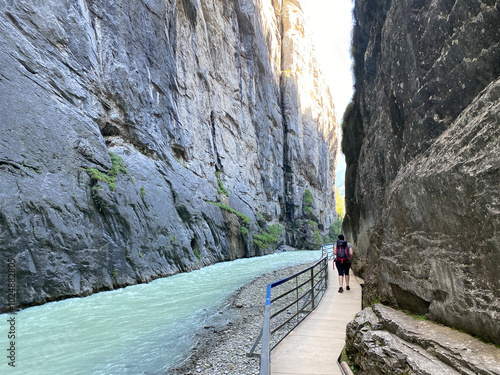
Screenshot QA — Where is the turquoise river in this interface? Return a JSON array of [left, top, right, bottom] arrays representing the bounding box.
[[0, 250, 322, 374]]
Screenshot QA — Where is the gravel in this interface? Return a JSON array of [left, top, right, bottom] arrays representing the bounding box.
[[166, 262, 316, 375]]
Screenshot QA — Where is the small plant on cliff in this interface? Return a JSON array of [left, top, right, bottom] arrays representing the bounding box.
[[209, 202, 251, 225], [240, 226, 249, 236], [175, 157, 187, 168], [303, 189, 313, 207], [193, 247, 200, 260], [86, 152, 132, 191], [253, 224, 282, 250], [140, 186, 146, 197], [303, 188, 319, 221], [403, 310, 427, 321], [215, 172, 229, 197]]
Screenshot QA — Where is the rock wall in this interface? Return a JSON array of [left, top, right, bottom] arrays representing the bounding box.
[[0, 0, 339, 310], [343, 0, 500, 343], [346, 304, 500, 375]]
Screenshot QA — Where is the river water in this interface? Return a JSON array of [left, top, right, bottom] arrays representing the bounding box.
[[0, 250, 321, 374]]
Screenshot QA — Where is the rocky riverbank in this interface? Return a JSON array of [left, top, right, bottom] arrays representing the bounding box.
[[167, 262, 314, 375]]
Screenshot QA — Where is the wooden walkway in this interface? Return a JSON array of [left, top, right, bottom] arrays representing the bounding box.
[[271, 260, 363, 375]]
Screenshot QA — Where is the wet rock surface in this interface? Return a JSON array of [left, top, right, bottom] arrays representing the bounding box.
[[346, 304, 500, 375]]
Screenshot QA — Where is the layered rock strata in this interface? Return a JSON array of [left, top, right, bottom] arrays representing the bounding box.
[[0, 0, 338, 309], [346, 304, 500, 375], [343, 0, 500, 343]]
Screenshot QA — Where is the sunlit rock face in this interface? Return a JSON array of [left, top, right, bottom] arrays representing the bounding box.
[[0, 0, 338, 309], [280, 1, 339, 246], [343, 0, 500, 343]]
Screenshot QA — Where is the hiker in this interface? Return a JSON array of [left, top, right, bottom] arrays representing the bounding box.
[[333, 234, 353, 293]]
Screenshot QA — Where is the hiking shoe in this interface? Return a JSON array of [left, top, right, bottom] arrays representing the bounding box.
[[346, 286, 350, 291], [338, 287, 344, 293]]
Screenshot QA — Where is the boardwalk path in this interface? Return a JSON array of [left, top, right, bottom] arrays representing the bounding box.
[[271, 260, 363, 375]]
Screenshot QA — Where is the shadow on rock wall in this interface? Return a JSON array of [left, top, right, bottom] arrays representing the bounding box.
[[343, 0, 500, 344]]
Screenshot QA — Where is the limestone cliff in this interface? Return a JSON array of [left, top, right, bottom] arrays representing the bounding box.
[[343, 0, 500, 344], [0, 0, 339, 310]]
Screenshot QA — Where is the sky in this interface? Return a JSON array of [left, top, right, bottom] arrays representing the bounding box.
[[302, 0, 355, 194]]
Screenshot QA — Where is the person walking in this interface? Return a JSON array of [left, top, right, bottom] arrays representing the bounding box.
[[333, 234, 353, 293]]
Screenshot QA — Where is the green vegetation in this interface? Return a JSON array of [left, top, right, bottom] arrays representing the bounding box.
[[175, 158, 187, 168], [268, 224, 282, 238], [253, 224, 282, 250], [330, 219, 343, 239], [315, 228, 322, 245], [217, 179, 229, 196], [215, 172, 230, 197], [306, 220, 322, 249], [303, 188, 319, 222], [112, 268, 117, 279], [303, 189, 313, 206], [339, 349, 358, 374], [240, 226, 249, 236], [140, 186, 146, 197], [210, 202, 251, 225], [86, 152, 131, 191], [403, 310, 427, 321], [193, 248, 200, 260]]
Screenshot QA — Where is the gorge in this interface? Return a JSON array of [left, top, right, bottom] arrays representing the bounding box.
[[1, 0, 500, 372], [0, 0, 339, 310]]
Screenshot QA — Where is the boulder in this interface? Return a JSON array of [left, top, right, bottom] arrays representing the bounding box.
[[346, 304, 500, 375]]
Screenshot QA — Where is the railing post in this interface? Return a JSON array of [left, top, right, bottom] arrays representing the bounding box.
[[295, 276, 299, 324], [311, 267, 315, 309], [325, 257, 328, 290], [260, 284, 272, 375]]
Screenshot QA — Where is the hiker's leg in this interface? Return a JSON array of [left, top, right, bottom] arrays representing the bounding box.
[[344, 263, 351, 287], [336, 261, 344, 288]]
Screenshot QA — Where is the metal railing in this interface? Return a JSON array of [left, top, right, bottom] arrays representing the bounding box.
[[249, 244, 333, 375]]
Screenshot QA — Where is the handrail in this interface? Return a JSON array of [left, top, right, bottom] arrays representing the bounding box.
[[251, 244, 332, 375]]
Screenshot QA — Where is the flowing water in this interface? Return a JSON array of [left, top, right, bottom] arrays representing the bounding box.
[[0, 250, 321, 374]]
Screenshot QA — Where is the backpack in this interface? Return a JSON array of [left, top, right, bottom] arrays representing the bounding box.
[[336, 240, 350, 263]]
